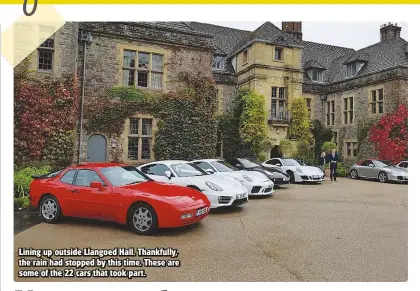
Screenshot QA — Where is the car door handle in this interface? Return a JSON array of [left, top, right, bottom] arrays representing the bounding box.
[[71, 189, 79, 193]]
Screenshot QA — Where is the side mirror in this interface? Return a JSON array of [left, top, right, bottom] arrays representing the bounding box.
[[276, 163, 281, 167], [369, 164, 375, 167], [205, 169, 215, 174], [90, 182, 104, 190], [164, 170, 172, 179], [236, 164, 243, 169]]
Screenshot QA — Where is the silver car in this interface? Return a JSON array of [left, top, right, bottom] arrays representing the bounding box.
[[349, 159, 408, 183]]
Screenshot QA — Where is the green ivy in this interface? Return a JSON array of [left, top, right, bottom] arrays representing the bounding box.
[[321, 141, 336, 153], [311, 119, 333, 157], [278, 139, 293, 157], [357, 116, 380, 144], [43, 130, 75, 168], [291, 97, 313, 143]]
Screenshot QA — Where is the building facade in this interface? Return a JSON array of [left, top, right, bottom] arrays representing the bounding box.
[[24, 21, 408, 164]]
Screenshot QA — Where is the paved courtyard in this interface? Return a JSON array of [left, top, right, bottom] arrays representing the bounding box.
[[14, 178, 407, 282]]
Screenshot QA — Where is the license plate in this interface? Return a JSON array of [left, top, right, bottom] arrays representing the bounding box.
[[196, 207, 208, 216], [236, 193, 246, 199], [313, 175, 319, 178]]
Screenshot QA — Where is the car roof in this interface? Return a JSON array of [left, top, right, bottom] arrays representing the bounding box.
[[191, 159, 221, 163], [140, 160, 189, 167], [70, 162, 127, 169]]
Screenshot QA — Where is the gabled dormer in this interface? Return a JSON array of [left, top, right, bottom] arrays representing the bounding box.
[[212, 55, 225, 71], [344, 53, 369, 78], [304, 60, 326, 82]]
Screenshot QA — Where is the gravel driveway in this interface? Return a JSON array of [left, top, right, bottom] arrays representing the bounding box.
[[14, 178, 408, 282]]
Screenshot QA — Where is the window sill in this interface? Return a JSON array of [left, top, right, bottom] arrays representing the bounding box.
[[273, 59, 285, 63], [37, 69, 54, 73]]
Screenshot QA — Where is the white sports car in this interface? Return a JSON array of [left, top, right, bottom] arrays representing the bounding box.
[[192, 159, 275, 196], [138, 160, 248, 209], [262, 158, 325, 183]]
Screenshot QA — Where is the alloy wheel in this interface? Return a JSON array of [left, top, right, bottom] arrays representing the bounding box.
[[132, 207, 153, 232], [41, 198, 58, 220]]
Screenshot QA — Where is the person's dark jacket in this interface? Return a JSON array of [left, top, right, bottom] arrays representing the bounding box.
[[327, 153, 340, 167], [319, 156, 326, 166]]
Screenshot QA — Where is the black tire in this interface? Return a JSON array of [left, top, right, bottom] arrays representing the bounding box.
[[350, 169, 358, 179], [128, 202, 158, 235], [39, 195, 61, 223], [287, 171, 295, 183], [378, 171, 388, 183]]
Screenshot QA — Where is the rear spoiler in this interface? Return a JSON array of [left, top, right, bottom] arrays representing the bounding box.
[[31, 174, 50, 179]]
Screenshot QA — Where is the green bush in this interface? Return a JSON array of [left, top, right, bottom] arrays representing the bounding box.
[[336, 162, 349, 177], [279, 139, 293, 157], [14, 166, 51, 198], [321, 141, 336, 153]]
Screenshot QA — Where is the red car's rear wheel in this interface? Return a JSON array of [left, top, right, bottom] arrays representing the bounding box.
[[128, 202, 158, 235], [40, 195, 61, 223]]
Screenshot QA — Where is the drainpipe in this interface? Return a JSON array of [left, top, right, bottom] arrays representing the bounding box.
[[78, 31, 93, 164]]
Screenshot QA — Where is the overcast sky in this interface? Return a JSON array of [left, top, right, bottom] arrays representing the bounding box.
[[207, 22, 408, 50]]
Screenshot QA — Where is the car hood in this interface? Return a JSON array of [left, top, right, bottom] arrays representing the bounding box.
[[120, 181, 208, 207], [299, 166, 323, 175], [238, 170, 271, 181], [385, 166, 408, 173], [182, 174, 246, 194]]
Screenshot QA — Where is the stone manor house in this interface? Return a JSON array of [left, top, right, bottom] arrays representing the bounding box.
[[25, 21, 408, 164]]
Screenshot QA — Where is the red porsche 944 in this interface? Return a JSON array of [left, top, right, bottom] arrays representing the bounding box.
[[29, 163, 211, 235]]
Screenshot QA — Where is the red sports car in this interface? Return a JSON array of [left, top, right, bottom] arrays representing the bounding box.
[[29, 163, 211, 235]]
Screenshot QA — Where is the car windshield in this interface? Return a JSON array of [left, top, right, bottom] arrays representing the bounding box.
[[211, 160, 236, 172], [238, 158, 260, 169], [375, 160, 393, 167], [171, 163, 207, 177], [281, 159, 302, 166], [100, 166, 149, 186]]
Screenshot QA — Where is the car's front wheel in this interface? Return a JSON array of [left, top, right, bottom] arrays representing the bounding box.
[[287, 171, 295, 183], [128, 202, 158, 235], [378, 172, 388, 183], [39, 195, 61, 223], [350, 169, 358, 179]]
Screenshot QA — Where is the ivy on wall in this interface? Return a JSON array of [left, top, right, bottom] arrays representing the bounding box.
[[218, 88, 270, 162], [14, 76, 79, 169], [84, 73, 218, 161], [369, 104, 408, 164], [311, 119, 333, 157], [291, 97, 313, 143]]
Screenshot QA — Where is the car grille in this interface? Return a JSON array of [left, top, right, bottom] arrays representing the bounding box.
[[251, 186, 262, 193], [231, 197, 248, 206], [263, 187, 272, 193], [218, 196, 232, 204]]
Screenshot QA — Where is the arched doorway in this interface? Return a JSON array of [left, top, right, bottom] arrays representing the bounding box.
[[87, 134, 106, 162], [270, 145, 282, 158]]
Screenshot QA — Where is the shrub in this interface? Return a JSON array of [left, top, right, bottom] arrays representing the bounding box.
[[311, 119, 333, 157], [336, 162, 349, 177], [321, 141, 336, 153], [14, 165, 52, 209], [290, 97, 313, 143], [279, 139, 293, 157], [369, 104, 408, 164]]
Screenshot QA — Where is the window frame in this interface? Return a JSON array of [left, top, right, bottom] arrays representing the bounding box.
[[342, 97, 354, 125], [122, 50, 164, 90], [73, 169, 108, 188], [326, 100, 335, 126], [212, 56, 224, 71], [370, 88, 384, 115], [345, 141, 358, 157], [59, 169, 77, 185], [274, 47, 284, 61], [127, 117, 154, 162], [242, 49, 248, 65]]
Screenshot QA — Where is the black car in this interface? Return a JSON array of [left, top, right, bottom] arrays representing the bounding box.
[[229, 158, 290, 187]]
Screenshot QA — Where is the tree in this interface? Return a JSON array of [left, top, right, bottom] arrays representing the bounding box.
[[239, 91, 271, 161], [369, 104, 408, 164], [278, 139, 293, 157], [291, 97, 313, 143], [311, 119, 333, 157], [321, 141, 337, 153]]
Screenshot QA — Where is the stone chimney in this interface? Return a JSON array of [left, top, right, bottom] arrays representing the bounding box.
[[380, 22, 401, 42], [282, 22, 302, 42]]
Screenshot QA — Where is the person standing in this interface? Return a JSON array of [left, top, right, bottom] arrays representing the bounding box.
[[319, 152, 326, 175], [327, 149, 339, 181]]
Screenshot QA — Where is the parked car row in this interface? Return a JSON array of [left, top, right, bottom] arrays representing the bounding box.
[[29, 156, 323, 236]]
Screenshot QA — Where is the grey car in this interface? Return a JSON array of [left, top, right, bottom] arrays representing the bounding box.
[[349, 159, 408, 183]]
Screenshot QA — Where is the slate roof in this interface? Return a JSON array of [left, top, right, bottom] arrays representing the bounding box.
[[185, 22, 249, 55], [325, 38, 408, 83], [163, 22, 408, 84], [228, 22, 302, 58]]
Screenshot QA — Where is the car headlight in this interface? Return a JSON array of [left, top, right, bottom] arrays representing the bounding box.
[[234, 177, 245, 186], [264, 170, 274, 176], [296, 168, 303, 173], [181, 213, 193, 219], [205, 181, 223, 191], [242, 175, 253, 182]]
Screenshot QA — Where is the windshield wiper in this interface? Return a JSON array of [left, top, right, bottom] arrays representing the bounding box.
[[127, 181, 143, 185]]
